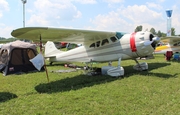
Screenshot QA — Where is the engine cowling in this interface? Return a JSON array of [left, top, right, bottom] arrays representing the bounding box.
[[129, 31, 160, 57]]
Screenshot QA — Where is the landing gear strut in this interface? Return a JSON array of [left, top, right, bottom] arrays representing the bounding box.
[[133, 59, 148, 71], [50, 62, 53, 65], [107, 58, 124, 77]]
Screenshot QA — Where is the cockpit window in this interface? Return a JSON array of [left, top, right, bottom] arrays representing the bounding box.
[[116, 32, 125, 39], [89, 35, 118, 48], [173, 42, 180, 46], [110, 36, 117, 42], [89, 43, 95, 48], [96, 41, 100, 47], [101, 39, 109, 46]]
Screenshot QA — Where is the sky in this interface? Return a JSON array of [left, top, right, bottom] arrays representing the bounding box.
[[0, 0, 180, 38]]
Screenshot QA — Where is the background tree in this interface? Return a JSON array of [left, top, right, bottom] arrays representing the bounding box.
[[161, 32, 167, 37], [171, 27, 175, 36], [134, 25, 142, 32], [157, 30, 162, 37], [150, 28, 156, 35], [134, 25, 174, 37]]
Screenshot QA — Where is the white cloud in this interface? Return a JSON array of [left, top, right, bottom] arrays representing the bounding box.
[[121, 5, 163, 23], [6, 0, 180, 38], [146, 2, 163, 10], [27, 0, 82, 26], [0, 0, 9, 18], [158, 0, 165, 2], [103, 0, 124, 3], [90, 4, 167, 33], [0, 0, 10, 38], [103, 0, 124, 8], [28, 14, 49, 26], [0, 26, 13, 38], [171, 5, 180, 35], [73, 0, 97, 4], [90, 11, 133, 32], [0, 0, 9, 10]]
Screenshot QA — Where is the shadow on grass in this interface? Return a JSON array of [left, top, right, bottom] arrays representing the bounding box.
[[35, 75, 119, 94], [148, 62, 171, 70], [123, 62, 177, 78], [0, 92, 18, 103], [169, 60, 180, 63], [46, 63, 65, 67], [35, 62, 173, 94]]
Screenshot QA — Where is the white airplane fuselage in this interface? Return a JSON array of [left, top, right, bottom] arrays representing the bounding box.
[[45, 31, 158, 63]]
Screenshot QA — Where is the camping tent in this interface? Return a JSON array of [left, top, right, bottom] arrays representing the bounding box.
[[0, 40, 44, 76]]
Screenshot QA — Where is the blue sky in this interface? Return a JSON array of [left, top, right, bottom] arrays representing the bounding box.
[[0, 0, 180, 38]]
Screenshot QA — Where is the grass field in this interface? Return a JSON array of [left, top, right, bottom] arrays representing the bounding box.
[[0, 54, 180, 115]]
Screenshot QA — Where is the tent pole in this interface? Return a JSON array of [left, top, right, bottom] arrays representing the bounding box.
[[40, 35, 49, 82]]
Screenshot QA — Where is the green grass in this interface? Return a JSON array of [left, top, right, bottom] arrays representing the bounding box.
[[1, 54, 180, 115]]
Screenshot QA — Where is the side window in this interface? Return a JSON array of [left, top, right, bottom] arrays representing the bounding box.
[[173, 43, 177, 46], [89, 43, 95, 48], [101, 39, 109, 46], [110, 36, 117, 42], [96, 41, 100, 47], [174, 42, 180, 46], [177, 42, 180, 46]]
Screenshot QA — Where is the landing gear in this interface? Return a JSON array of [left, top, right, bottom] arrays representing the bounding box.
[[83, 62, 97, 76], [133, 59, 148, 71], [49, 62, 53, 65], [83, 58, 148, 77], [106, 58, 124, 77]]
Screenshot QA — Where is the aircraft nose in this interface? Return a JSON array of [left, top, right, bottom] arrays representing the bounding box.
[[151, 36, 160, 49], [153, 36, 160, 44]]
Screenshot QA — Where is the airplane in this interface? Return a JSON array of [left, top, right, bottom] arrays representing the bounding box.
[[11, 27, 160, 77], [155, 36, 180, 54]]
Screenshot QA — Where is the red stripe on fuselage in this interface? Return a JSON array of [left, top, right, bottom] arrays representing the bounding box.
[[130, 32, 137, 52]]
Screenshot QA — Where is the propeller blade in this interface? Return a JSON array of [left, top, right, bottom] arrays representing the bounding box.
[[144, 41, 153, 46]]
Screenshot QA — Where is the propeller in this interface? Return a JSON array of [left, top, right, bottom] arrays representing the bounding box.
[[151, 36, 160, 49], [143, 34, 160, 49]]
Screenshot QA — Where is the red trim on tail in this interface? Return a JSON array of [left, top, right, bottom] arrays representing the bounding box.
[[130, 33, 137, 52]]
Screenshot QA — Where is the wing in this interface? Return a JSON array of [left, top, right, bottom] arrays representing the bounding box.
[[11, 27, 118, 44], [161, 36, 180, 45]]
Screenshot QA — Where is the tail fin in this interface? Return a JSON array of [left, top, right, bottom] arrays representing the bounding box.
[[44, 41, 63, 58]]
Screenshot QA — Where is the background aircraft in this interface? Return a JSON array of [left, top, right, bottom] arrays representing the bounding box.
[[11, 27, 160, 77], [155, 36, 180, 54]]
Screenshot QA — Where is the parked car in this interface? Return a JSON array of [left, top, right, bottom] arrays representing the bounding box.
[[66, 43, 79, 50], [60, 42, 68, 48], [54, 42, 68, 49]]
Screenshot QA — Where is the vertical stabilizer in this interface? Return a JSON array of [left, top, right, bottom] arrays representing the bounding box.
[[44, 41, 63, 57]]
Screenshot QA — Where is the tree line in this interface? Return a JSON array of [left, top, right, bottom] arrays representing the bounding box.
[[0, 37, 17, 43], [134, 25, 179, 37]]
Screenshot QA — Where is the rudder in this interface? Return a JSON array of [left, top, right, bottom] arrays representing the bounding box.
[[44, 41, 62, 57]]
